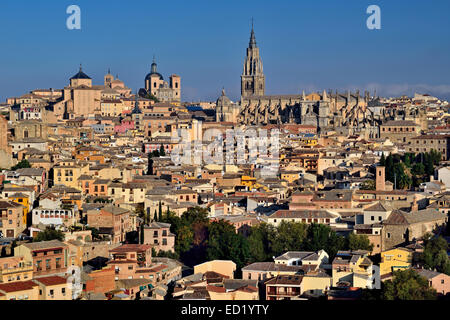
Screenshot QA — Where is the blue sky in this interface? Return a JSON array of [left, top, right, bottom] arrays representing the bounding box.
[[0, 0, 450, 102]]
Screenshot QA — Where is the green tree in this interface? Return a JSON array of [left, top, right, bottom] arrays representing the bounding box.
[[382, 269, 437, 300], [152, 150, 160, 158], [403, 153, 412, 168], [33, 228, 64, 242], [360, 180, 376, 190], [421, 236, 450, 275], [158, 201, 162, 221], [175, 225, 194, 254], [380, 153, 386, 166], [206, 220, 250, 269], [347, 233, 374, 252], [140, 224, 145, 244], [270, 221, 308, 255], [302, 223, 346, 261], [411, 163, 425, 176], [153, 209, 158, 222], [145, 92, 159, 103], [159, 144, 166, 156], [180, 207, 209, 225], [247, 223, 276, 262], [11, 159, 31, 170]]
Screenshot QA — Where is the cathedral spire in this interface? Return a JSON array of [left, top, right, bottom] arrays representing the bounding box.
[[249, 19, 257, 48]]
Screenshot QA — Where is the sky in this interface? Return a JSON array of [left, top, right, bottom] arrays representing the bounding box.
[[0, 0, 450, 103]]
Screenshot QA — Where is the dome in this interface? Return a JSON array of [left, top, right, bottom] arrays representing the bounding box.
[[70, 65, 91, 80], [145, 61, 163, 81], [216, 88, 231, 106]]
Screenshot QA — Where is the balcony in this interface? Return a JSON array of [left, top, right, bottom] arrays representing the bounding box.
[[1, 263, 33, 275]]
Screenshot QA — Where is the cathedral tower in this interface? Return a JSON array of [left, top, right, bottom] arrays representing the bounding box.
[[241, 21, 265, 98]]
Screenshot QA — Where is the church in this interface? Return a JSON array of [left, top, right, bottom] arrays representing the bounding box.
[[215, 24, 382, 138], [139, 58, 181, 104]]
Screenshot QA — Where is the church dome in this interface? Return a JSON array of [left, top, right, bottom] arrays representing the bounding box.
[[216, 88, 232, 106], [70, 65, 91, 80], [145, 61, 163, 81]]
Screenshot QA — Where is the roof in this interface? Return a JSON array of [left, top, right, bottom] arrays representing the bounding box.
[[415, 268, 445, 279], [265, 275, 303, 286], [364, 201, 393, 212], [101, 205, 130, 215], [70, 67, 91, 80], [242, 262, 304, 273], [384, 208, 446, 225], [0, 280, 38, 293], [274, 251, 318, 261], [110, 244, 152, 253], [22, 240, 67, 251], [33, 275, 67, 286], [269, 210, 336, 219], [145, 221, 171, 229]]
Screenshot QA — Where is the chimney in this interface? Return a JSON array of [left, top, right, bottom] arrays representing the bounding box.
[[411, 196, 418, 212]]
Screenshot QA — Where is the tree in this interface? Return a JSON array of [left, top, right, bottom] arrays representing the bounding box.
[[403, 153, 412, 168], [159, 144, 166, 156], [33, 227, 64, 242], [411, 163, 425, 176], [11, 159, 31, 170], [140, 224, 145, 244], [175, 225, 194, 254], [147, 154, 154, 175], [347, 233, 374, 252], [360, 180, 376, 190], [158, 201, 163, 222], [206, 220, 250, 270], [181, 207, 209, 225], [151, 149, 160, 158], [153, 209, 158, 222], [380, 153, 386, 166], [382, 269, 437, 300], [145, 92, 159, 103], [302, 223, 346, 261], [270, 221, 308, 255], [247, 223, 276, 262], [421, 236, 450, 275]]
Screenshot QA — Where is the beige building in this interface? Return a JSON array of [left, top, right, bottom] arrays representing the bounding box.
[[194, 260, 236, 279], [379, 120, 421, 143], [407, 135, 450, 160], [143, 222, 175, 253]]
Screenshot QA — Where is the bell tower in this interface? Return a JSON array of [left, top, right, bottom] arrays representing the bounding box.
[[241, 20, 265, 98]]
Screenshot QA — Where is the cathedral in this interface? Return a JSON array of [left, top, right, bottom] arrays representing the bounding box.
[[216, 24, 382, 138]]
